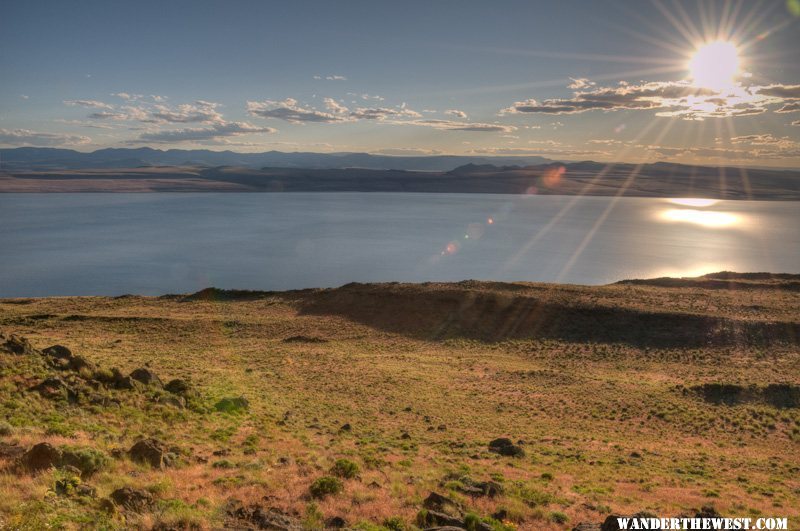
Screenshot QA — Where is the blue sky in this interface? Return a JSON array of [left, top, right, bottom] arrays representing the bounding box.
[[1, 0, 799, 166]]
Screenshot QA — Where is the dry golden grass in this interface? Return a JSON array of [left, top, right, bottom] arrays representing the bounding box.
[[0, 275, 798, 529]]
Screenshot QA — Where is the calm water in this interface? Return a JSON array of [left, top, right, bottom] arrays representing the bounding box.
[[0, 193, 798, 297]]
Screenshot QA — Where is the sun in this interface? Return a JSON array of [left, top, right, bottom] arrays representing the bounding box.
[[688, 40, 740, 90]]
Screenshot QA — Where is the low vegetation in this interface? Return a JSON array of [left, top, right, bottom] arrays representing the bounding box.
[[0, 273, 798, 529]]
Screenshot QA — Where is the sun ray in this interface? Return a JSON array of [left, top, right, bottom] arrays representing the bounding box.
[[495, 115, 667, 276], [555, 116, 680, 282], [650, 0, 704, 46]]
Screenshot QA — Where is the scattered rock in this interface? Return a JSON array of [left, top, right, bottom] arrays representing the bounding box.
[[164, 378, 191, 395], [1, 334, 37, 356], [472, 480, 503, 497], [214, 396, 249, 413], [42, 345, 72, 360], [339, 423, 352, 432], [128, 438, 174, 469], [33, 377, 77, 402], [573, 524, 602, 531], [226, 500, 303, 530], [418, 510, 466, 528], [129, 367, 163, 387], [367, 480, 382, 489], [109, 487, 154, 513], [488, 437, 525, 457], [423, 492, 463, 517], [20, 442, 62, 472]]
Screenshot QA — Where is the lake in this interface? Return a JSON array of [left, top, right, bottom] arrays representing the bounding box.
[[1, 193, 798, 297]]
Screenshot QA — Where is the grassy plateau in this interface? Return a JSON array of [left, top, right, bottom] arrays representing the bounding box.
[[0, 272, 798, 530]]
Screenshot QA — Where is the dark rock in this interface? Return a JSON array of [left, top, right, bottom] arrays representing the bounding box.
[[109, 487, 155, 512], [1, 334, 37, 356], [367, 480, 382, 489], [107, 368, 142, 390], [492, 508, 508, 521], [339, 423, 352, 432], [401, 431, 411, 439], [472, 480, 503, 497], [42, 345, 73, 360], [226, 500, 303, 530], [20, 442, 62, 472], [423, 492, 463, 517], [324, 516, 347, 528], [600, 515, 626, 531], [33, 377, 77, 402], [129, 368, 163, 387], [128, 438, 174, 469], [164, 378, 191, 395], [488, 437, 525, 457], [418, 510, 465, 528]]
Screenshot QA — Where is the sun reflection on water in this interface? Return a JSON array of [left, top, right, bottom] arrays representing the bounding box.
[[667, 198, 719, 207]]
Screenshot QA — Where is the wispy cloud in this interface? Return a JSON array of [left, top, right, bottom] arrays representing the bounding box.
[[64, 99, 114, 110], [0, 128, 91, 146], [406, 119, 515, 133], [444, 109, 468, 118], [247, 98, 343, 123], [130, 121, 275, 144]]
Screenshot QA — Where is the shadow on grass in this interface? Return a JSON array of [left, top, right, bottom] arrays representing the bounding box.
[[294, 284, 799, 348]]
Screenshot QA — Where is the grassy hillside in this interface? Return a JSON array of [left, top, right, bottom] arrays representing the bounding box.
[[0, 273, 798, 529]]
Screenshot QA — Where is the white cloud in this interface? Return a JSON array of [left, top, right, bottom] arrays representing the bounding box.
[[323, 98, 349, 114], [444, 109, 468, 119], [567, 78, 595, 90]]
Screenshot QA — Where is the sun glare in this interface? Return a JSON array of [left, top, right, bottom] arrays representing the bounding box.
[[688, 40, 740, 90]]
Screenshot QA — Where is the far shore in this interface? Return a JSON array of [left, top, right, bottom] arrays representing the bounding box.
[[2, 162, 798, 199]]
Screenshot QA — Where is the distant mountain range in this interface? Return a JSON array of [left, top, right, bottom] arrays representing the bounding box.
[[0, 147, 553, 172]]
